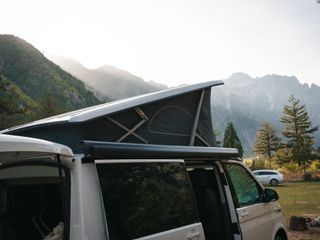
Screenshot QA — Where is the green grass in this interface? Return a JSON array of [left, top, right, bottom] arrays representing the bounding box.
[[275, 182, 320, 222], [274, 182, 320, 240]]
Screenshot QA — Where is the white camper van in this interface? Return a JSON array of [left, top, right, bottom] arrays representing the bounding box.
[[0, 81, 288, 240]]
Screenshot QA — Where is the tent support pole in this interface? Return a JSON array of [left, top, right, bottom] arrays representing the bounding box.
[[195, 133, 210, 147], [189, 89, 205, 146], [106, 107, 148, 143]]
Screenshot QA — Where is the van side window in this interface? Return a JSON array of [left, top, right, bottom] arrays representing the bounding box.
[[224, 163, 261, 207], [0, 165, 69, 240], [96, 162, 199, 240]]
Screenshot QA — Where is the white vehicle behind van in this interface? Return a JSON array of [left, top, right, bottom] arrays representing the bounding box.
[[253, 170, 284, 186]]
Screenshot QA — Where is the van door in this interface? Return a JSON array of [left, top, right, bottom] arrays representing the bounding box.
[[95, 160, 205, 240], [223, 162, 275, 240], [187, 165, 242, 240]]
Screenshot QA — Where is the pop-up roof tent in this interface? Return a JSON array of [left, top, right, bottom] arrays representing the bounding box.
[[2, 81, 223, 153]]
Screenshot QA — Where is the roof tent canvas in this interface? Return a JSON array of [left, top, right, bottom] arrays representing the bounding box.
[[3, 81, 223, 153]]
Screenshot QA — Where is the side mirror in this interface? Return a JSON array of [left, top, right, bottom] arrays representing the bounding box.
[[262, 188, 279, 202]]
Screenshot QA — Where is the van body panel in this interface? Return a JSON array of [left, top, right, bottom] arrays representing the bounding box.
[[237, 203, 276, 240], [70, 160, 108, 240]]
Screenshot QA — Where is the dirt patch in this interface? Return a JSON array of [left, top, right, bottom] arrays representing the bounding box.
[[289, 229, 320, 240], [289, 214, 320, 239]]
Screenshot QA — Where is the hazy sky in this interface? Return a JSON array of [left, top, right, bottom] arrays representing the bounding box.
[[1, 0, 320, 86]]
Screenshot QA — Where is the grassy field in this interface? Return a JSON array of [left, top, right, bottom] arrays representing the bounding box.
[[274, 182, 320, 240]]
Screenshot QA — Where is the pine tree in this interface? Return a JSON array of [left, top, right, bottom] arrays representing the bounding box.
[[280, 95, 318, 174], [272, 148, 293, 165], [223, 122, 243, 158], [253, 122, 281, 167]]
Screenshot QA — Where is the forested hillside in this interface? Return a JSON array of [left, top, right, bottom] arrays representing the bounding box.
[[0, 74, 38, 129], [0, 34, 101, 129]]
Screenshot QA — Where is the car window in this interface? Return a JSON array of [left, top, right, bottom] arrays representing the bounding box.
[[96, 162, 199, 240], [225, 163, 261, 207], [260, 171, 277, 175]]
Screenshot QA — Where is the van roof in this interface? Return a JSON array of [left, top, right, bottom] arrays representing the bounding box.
[[0, 134, 73, 165]]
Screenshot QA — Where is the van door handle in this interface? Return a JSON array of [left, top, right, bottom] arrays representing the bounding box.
[[275, 208, 282, 213], [187, 231, 200, 239], [240, 211, 249, 218]]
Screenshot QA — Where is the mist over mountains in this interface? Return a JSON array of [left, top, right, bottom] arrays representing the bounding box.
[[0, 35, 166, 129], [212, 72, 320, 155], [47, 55, 167, 101]]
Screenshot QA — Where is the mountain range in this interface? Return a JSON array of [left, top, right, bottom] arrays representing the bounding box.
[[0, 35, 165, 129], [211, 72, 320, 155], [47, 54, 167, 101]]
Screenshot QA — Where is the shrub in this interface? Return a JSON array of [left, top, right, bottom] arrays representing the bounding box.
[[249, 157, 269, 171], [303, 173, 313, 181]]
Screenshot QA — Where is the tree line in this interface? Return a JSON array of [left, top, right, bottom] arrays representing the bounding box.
[[221, 95, 319, 175], [0, 74, 64, 129]]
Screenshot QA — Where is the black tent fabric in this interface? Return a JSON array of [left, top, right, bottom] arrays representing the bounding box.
[[3, 81, 223, 153]]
